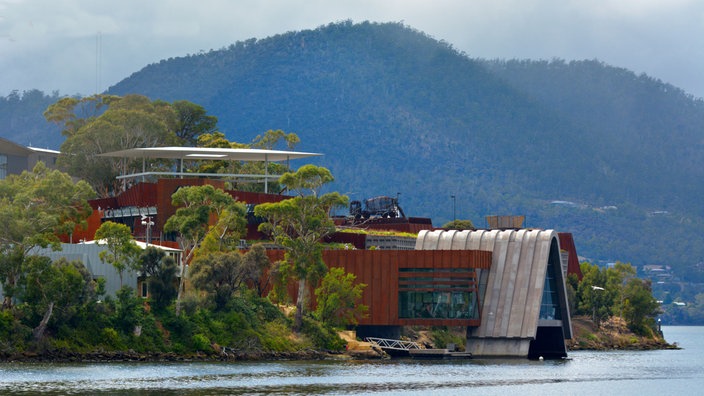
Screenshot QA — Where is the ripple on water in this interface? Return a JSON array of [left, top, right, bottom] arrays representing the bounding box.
[[1, 326, 702, 395]]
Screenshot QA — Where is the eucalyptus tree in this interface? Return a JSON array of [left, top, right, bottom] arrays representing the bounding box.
[[254, 165, 348, 331], [19, 256, 96, 341], [621, 278, 660, 336], [241, 244, 273, 298], [190, 251, 245, 310], [44, 94, 175, 196], [172, 100, 218, 146], [194, 129, 300, 192], [44, 94, 219, 197], [195, 204, 248, 255], [0, 162, 94, 309], [94, 221, 142, 288], [314, 267, 367, 327], [250, 129, 300, 150], [577, 261, 659, 334], [163, 184, 245, 316]]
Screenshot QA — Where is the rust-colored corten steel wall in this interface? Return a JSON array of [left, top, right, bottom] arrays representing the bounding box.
[[266, 249, 492, 327], [117, 182, 158, 207], [558, 232, 583, 280], [73, 179, 292, 243], [155, 178, 226, 233]]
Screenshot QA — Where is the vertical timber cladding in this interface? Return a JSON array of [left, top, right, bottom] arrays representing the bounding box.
[[322, 249, 491, 326]]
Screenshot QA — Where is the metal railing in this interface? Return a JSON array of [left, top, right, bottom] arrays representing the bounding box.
[[365, 337, 421, 351]]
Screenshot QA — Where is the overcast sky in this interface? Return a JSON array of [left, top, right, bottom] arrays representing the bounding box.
[[1, 0, 703, 99]]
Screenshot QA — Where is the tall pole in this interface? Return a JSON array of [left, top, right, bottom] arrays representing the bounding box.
[[141, 215, 154, 246], [451, 195, 456, 222]]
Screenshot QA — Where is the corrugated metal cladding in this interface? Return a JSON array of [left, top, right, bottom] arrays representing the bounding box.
[[265, 249, 491, 326], [416, 229, 573, 357]]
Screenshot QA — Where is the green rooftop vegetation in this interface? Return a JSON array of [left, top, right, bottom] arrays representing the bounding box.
[[335, 227, 417, 239]]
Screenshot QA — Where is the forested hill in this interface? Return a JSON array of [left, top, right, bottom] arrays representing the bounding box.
[[4, 21, 704, 275], [0, 90, 62, 149]]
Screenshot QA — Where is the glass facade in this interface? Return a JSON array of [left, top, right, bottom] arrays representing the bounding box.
[[398, 268, 479, 320], [539, 262, 562, 320]]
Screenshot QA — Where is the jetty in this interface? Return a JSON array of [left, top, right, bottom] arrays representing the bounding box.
[[365, 337, 472, 359]]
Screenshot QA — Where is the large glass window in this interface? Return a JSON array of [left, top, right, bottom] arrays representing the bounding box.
[[539, 263, 562, 320], [398, 268, 479, 320]]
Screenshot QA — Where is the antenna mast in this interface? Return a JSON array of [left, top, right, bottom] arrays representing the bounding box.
[[95, 31, 102, 95]]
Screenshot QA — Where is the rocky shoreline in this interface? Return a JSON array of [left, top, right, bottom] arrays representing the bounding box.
[[0, 348, 337, 363], [567, 316, 679, 351], [2, 317, 678, 363]]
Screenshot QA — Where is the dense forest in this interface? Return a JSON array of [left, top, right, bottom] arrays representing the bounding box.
[[0, 90, 62, 149], [2, 21, 704, 279]]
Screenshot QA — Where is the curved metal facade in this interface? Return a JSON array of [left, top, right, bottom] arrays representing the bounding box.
[[416, 229, 572, 358]]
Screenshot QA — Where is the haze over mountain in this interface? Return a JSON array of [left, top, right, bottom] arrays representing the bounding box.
[[3, 21, 704, 278]]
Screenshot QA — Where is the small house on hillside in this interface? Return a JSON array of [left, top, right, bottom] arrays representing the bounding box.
[[0, 137, 60, 179]]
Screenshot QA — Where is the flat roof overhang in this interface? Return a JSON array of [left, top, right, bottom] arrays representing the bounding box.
[[98, 147, 322, 162], [98, 147, 323, 193]]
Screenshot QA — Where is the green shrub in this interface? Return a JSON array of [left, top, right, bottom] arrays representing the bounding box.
[[585, 333, 600, 342], [259, 320, 299, 352], [0, 309, 15, 339], [248, 293, 287, 323], [131, 315, 167, 353], [179, 294, 201, 316], [301, 316, 345, 351], [55, 324, 93, 351], [223, 310, 251, 333], [192, 333, 212, 352], [50, 338, 72, 352], [0, 314, 30, 352], [100, 327, 122, 349], [171, 342, 186, 354], [113, 287, 143, 334], [430, 326, 465, 350], [225, 296, 256, 321], [160, 311, 195, 345]]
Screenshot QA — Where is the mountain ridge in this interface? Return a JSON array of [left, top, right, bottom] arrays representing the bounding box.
[[3, 21, 704, 274]]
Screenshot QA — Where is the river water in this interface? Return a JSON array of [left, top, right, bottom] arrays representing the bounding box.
[[1, 326, 702, 395]]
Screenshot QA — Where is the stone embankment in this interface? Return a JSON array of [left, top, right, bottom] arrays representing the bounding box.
[[338, 330, 387, 359]]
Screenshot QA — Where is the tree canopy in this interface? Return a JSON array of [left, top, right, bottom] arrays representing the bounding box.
[[44, 94, 220, 197], [574, 261, 660, 336], [18, 256, 97, 341], [172, 100, 218, 146], [255, 165, 348, 331], [314, 267, 367, 327], [163, 184, 245, 315], [0, 163, 94, 308], [441, 219, 475, 230], [94, 221, 142, 287], [193, 129, 300, 193]]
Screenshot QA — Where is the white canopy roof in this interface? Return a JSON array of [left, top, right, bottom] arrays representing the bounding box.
[[97, 146, 322, 193], [98, 147, 322, 162]]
